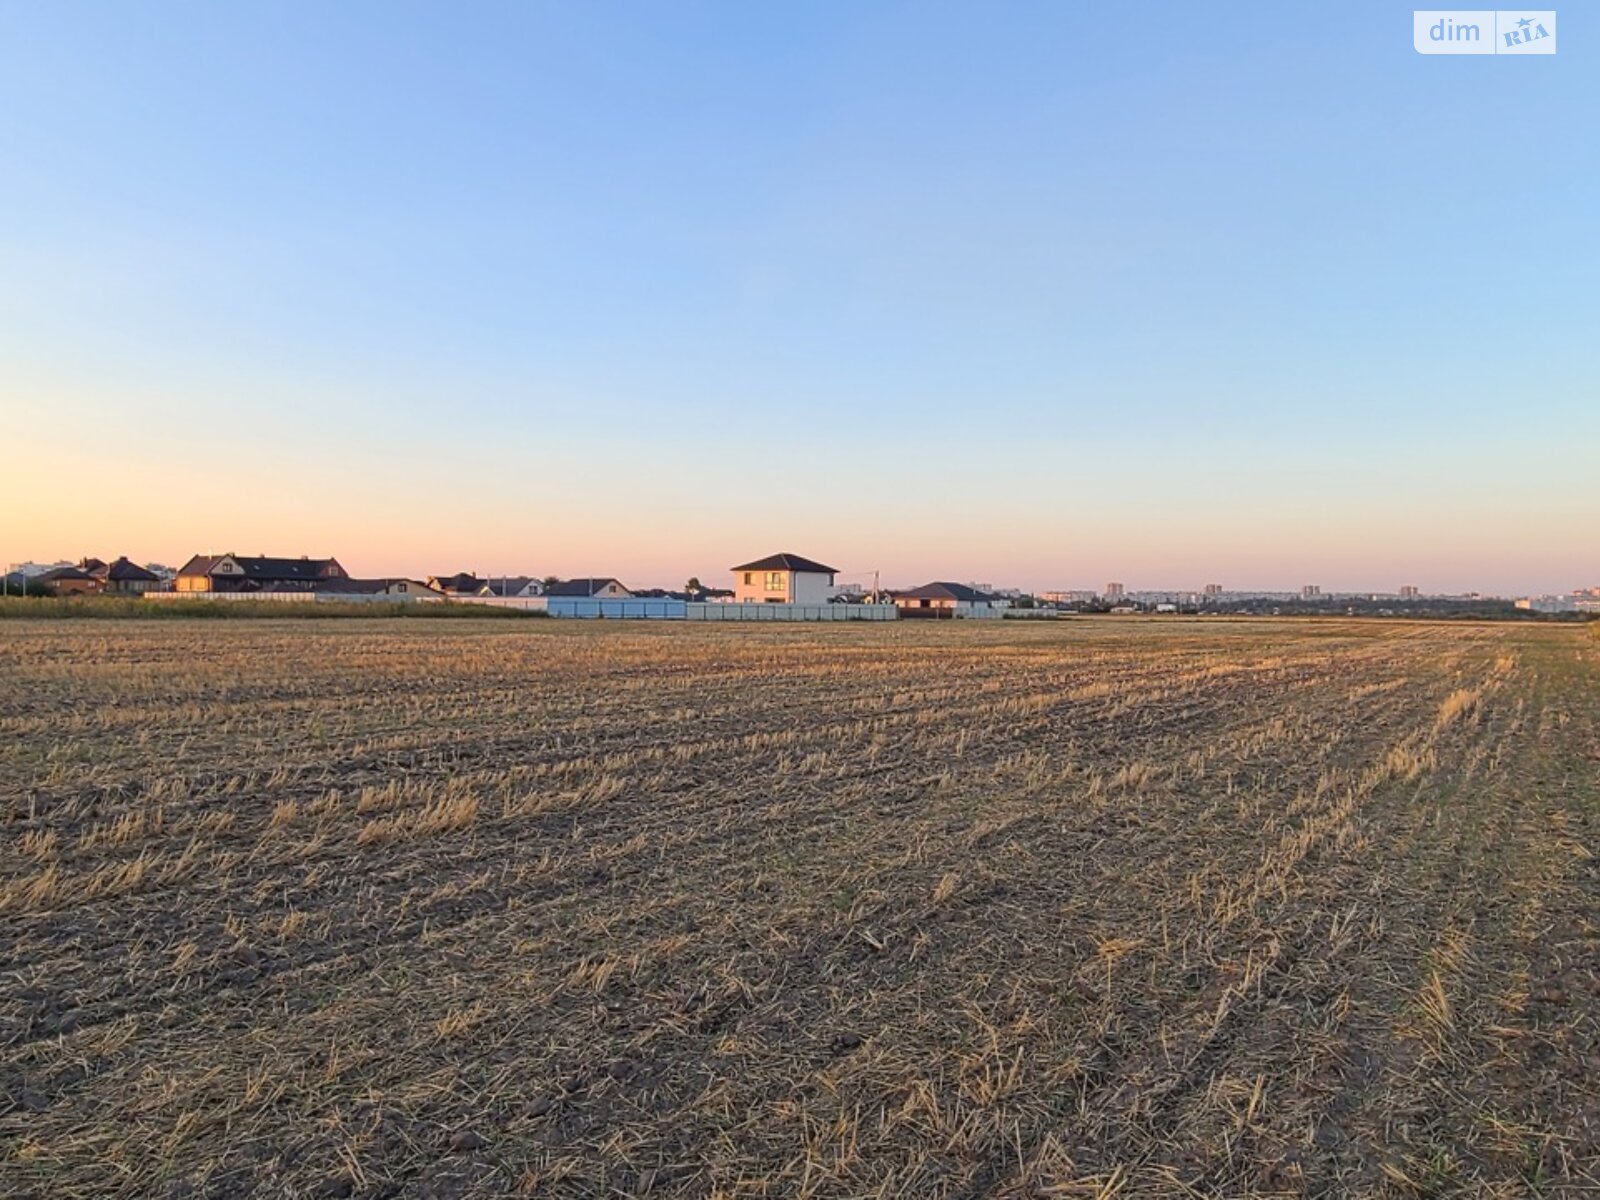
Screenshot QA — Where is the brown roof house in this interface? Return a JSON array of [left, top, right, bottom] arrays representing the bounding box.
[[730, 553, 838, 604], [176, 554, 347, 593], [37, 565, 101, 596], [88, 556, 164, 595]]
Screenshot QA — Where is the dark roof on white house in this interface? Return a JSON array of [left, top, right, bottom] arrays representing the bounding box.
[[546, 577, 626, 597], [178, 554, 344, 581], [729, 552, 839, 575], [893, 581, 998, 603], [477, 576, 538, 597]]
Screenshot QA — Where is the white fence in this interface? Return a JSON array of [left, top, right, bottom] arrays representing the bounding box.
[[454, 596, 549, 612], [145, 591, 317, 604], [462, 597, 896, 621], [143, 591, 439, 604], [957, 603, 1004, 620], [139, 593, 899, 620], [688, 602, 896, 621], [550, 598, 686, 619]]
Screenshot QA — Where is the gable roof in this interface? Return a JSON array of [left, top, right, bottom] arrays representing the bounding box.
[[477, 576, 539, 597], [893, 581, 997, 603], [428, 572, 482, 593], [102, 557, 160, 582], [177, 554, 222, 577], [545, 577, 627, 597], [39, 565, 97, 582], [178, 554, 343, 581], [730, 552, 839, 575], [238, 556, 342, 580]]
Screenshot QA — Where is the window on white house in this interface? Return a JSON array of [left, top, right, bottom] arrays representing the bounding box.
[[765, 572, 784, 592], [744, 572, 753, 585]]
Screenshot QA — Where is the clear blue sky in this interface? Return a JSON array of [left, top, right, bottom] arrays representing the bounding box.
[[3, 2, 1595, 592]]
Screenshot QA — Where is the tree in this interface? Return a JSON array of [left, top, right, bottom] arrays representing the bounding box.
[[684, 576, 704, 595]]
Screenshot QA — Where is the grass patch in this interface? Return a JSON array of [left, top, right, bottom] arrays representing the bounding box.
[[0, 596, 541, 619]]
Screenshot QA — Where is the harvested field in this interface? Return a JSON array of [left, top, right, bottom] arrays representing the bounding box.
[[2, 617, 1598, 1197]]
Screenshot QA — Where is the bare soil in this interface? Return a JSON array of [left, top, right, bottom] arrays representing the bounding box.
[[1, 618, 1596, 1197]]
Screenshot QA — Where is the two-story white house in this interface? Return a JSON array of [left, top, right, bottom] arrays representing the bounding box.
[[730, 553, 839, 604]]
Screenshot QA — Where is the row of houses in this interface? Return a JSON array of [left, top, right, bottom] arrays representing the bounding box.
[[168, 558, 722, 602], [425, 573, 679, 600], [171, 555, 434, 598], [18, 548, 1016, 619], [27, 557, 168, 596]]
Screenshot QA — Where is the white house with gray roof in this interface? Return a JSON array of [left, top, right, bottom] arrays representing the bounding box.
[[730, 553, 838, 604]]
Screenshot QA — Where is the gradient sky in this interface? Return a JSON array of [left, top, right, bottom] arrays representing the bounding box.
[[3, 2, 1596, 593]]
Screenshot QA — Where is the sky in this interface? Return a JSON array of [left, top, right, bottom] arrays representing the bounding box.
[[2, 2, 1596, 594]]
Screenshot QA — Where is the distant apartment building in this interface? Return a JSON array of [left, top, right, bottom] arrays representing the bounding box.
[[1203, 583, 1223, 597], [1040, 589, 1100, 604], [1517, 595, 1578, 614], [1301, 585, 1321, 599], [1104, 582, 1125, 598], [1571, 587, 1600, 611], [9, 561, 73, 579], [1399, 585, 1420, 599]]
